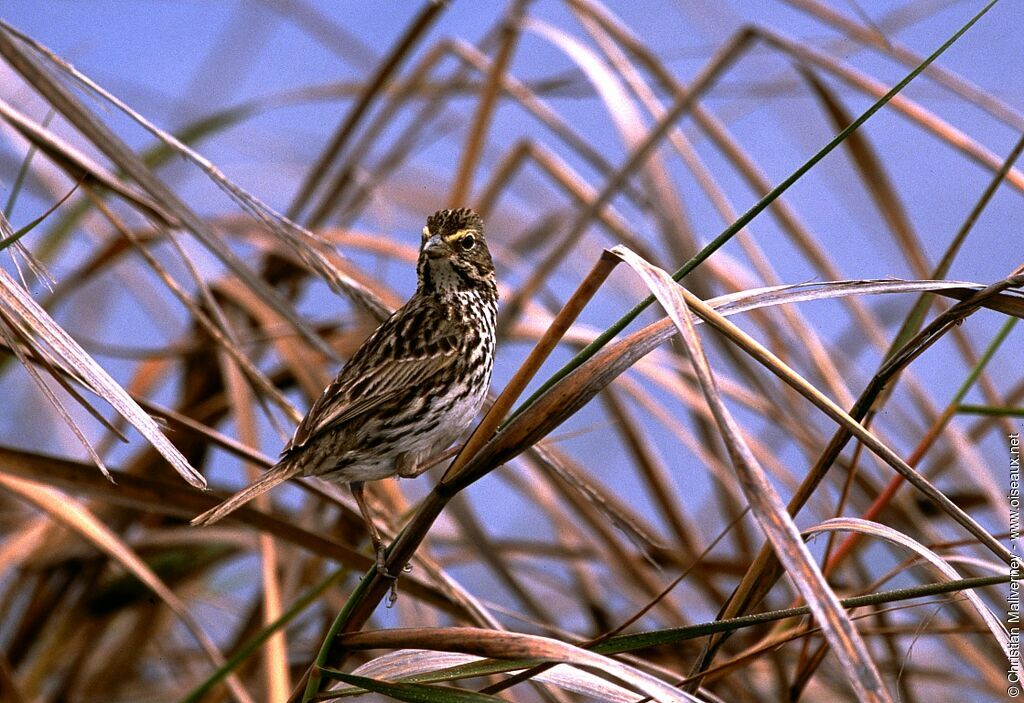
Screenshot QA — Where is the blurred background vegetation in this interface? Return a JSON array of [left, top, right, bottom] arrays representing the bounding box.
[[0, 1, 1020, 701]]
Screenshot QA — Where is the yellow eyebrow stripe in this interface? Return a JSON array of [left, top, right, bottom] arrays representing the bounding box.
[[444, 229, 473, 241]]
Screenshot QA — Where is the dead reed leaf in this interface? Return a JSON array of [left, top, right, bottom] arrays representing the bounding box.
[[0, 267, 204, 487], [337, 627, 700, 703], [606, 244, 892, 702]]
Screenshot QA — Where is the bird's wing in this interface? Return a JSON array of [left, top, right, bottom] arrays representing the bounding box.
[[283, 301, 465, 454]]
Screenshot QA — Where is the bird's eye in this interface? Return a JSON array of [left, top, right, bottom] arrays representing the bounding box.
[[459, 234, 476, 251]]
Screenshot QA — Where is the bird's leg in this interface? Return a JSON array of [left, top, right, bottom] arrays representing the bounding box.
[[350, 481, 396, 583], [392, 453, 421, 577]]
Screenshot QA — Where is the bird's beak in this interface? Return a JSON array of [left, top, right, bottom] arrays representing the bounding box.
[[424, 235, 449, 260]]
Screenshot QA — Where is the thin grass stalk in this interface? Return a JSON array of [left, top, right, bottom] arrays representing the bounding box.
[[449, 0, 526, 206], [475, 141, 656, 260], [600, 388, 698, 559], [509, 0, 996, 426], [219, 339, 290, 701], [607, 245, 893, 700], [447, 39, 650, 206], [0, 24, 339, 359], [824, 316, 1018, 572], [696, 121, 1024, 683], [498, 28, 753, 325], [179, 568, 348, 703], [328, 574, 1004, 693], [781, 0, 1024, 130], [291, 0, 450, 224]]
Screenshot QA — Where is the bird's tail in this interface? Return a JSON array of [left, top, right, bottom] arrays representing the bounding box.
[[191, 462, 303, 526]]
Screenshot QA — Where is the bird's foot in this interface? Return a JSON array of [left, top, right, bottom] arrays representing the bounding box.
[[375, 548, 400, 607], [374, 547, 396, 579]]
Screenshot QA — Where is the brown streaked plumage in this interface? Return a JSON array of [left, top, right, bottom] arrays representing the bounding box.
[[192, 208, 497, 577]]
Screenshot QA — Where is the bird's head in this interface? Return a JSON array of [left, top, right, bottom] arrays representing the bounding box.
[[417, 208, 496, 296]]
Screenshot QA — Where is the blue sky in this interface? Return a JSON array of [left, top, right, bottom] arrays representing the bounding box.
[[2, 0, 1020, 576]]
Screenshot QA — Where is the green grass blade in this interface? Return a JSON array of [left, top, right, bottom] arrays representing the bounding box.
[[318, 669, 504, 702], [178, 566, 347, 703]]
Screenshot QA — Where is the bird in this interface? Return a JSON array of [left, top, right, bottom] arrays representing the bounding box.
[[192, 208, 498, 579]]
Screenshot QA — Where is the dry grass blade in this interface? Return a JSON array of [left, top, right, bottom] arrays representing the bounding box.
[[449, 1, 524, 206], [0, 267, 204, 486], [0, 97, 175, 226], [0, 23, 352, 355], [1, 24, 391, 321], [752, 25, 1024, 195], [0, 178, 80, 254], [523, 18, 646, 150], [293, 0, 450, 226], [218, 338, 290, 701], [1, 117, 54, 287], [709, 279, 1022, 317], [336, 627, 700, 703], [0, 474, 252, 703], [349, 650, 653, 703], [782, 0, 1024, 130], [625, 262, 1013, 565], [804, 518, 1015, 677], [0, 309, 111, 476], [1, 3, 1015, 701], [797, 67, 929, 279], [606, 245, 892, 702]]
